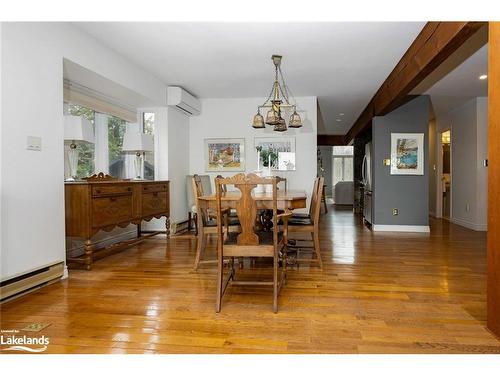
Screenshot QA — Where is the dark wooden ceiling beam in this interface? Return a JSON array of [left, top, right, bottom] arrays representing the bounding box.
[[317, 134, 345, 146], [344, 21, 487, 144]]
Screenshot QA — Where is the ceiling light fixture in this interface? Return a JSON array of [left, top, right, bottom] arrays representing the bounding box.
[[339, 113, 344, 116], [336, 119, 342, 122], [479, 74, 488, 80], [252, 55, 301, 131]]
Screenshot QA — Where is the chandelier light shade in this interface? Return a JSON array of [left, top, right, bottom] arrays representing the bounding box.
[[252, 111, 265, 128], [252, 55, 302, 132], [274, 117, 287, 132], [265, 108, 280, 125], [289, 110, 302, 128]]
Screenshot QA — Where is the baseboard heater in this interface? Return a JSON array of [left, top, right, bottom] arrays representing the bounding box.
[[0, 262, 64, 303]]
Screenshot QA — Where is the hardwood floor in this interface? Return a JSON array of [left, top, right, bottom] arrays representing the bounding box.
[[1, 207, 499, 354]]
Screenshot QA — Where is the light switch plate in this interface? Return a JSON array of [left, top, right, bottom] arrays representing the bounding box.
[[27, 136, 42, 151]]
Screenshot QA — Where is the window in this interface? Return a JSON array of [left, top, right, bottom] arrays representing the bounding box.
[[142, 112, 155, 180], [332, 146, 354, 202], [65, 103, 156, 180], [68, 104, 95, 179], [107, 115, 127, 179]]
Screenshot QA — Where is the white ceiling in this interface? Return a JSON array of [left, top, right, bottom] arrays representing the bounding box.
[[422, 44, 488, 120], [75, 22, 425, 134]]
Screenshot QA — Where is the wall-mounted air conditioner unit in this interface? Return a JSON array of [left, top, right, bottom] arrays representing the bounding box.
[[167, 86, 201, 116]]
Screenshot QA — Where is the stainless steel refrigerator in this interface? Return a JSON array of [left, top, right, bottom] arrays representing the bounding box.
[[362, 142, 373, 225]]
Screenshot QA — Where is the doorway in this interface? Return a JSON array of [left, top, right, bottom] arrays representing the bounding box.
[[332, 146, 354, 205], [439, 130, 452, 219]]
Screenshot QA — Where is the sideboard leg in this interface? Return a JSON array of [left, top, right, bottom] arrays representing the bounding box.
[[84, 239, 93, 271], [137, 222, 142, 238], [166, 217, 171, 237]]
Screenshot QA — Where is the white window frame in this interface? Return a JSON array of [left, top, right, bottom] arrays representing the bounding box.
[[332, 155, 354, 182], [138, 108, 159, 181]]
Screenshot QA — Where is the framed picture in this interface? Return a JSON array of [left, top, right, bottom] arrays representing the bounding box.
[[204, 138, 245, 172], [390, 133, 424, 175], [254, 137, 296, 171]]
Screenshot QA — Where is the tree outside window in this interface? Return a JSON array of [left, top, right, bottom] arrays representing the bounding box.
[[68, 104, 95, 178], [108, 115, 127, 179], [142, 112, 155, 180]]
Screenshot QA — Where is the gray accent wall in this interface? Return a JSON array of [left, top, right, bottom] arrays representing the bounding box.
[[372, 95, 430, 226], [318, 146, 333, 197]]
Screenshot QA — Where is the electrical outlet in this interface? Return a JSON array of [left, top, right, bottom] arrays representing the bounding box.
[[392, 208, 399, 216]]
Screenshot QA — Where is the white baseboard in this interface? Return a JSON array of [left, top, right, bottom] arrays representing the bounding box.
[[62, 265, 69, 280], [451, 217, 487, 231], [372, 224, 431, 233]]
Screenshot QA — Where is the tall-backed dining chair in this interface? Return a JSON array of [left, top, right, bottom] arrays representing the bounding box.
[[186, 174, 212, 234], [287, 176, 324, 269], [192, 174, 239, 270], [215, 173, 292, 313]]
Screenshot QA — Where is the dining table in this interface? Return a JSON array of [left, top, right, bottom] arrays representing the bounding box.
[[197, 189, 308, 211], [197, 189, 307, 232]]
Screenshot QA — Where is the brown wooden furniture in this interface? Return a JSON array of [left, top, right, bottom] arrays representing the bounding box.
[[287, 176, 324, 269], [488, 21, 500, 339], [65, 175, 170, 270], [321, 184, 328, 213], [192, 175, 239, 270], [198, 189, 307, 211], [215, 173, 291, 313]]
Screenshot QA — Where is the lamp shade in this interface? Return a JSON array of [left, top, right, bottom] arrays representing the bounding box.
[[64, 115, 94, 144], [122, 132, 154, 152]]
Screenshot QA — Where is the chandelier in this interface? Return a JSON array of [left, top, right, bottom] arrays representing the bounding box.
[[252, 55, 302, 132]]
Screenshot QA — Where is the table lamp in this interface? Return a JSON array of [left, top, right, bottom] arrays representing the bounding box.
[[122, 132, 154, 180], [64, 115, 95, 181]]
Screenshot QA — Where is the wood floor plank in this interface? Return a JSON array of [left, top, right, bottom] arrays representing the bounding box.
[[1, 208, 499, 353]]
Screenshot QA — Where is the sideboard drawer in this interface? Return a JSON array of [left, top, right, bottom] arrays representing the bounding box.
[[142, 191, 168, 217], [92, 184, 133, 197], [142, 183, 168, 194], [92, 195, 134, 227]]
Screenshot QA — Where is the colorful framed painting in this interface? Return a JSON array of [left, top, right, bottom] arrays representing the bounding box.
[[254, 137, 296, 171], [390, 133, 424, 175], [204, 138, 245, 172]]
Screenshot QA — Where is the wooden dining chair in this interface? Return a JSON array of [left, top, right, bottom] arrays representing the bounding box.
[[321, 184, 328, 213], [276, 176, 287, 191], [287, 176, 324, 269], [215, 173, 292, 313], [192, 174, 239, 270]]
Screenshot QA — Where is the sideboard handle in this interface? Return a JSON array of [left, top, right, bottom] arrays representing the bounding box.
[[96, 189, 101, 194], [110, 197, 117, 202]]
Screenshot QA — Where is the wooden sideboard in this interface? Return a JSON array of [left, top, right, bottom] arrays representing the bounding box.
[[65, 175, 170, 270]]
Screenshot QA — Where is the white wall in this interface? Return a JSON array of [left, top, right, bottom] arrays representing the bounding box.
[[167, 108, 191, 224], [433, 97, 488, 231], [428, 118, 437, 217], [0, 23, 3, 265], [476, 97, 488, 229], [1, 23, 168, 280], [189, 97, 317, 211]]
